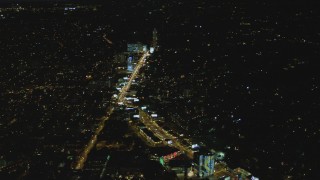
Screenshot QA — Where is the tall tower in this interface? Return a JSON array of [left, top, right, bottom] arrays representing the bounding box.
[[152, 28, 158, 49]]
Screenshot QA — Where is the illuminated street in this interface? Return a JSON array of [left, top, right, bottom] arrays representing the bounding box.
[[139, 110, 194, 159], [72, 52, 149, 170], [118, 52, 149, 103]]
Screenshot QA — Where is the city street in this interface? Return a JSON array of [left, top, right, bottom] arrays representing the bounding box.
[[72, 52, 149, 170], [139, 110, 194, 159]]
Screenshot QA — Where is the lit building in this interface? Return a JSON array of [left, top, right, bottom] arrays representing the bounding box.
[[127, 43, 147, 53], [198, 154, 215, 178], [192, 151, 215, 178], [126, 43, 147, 71], [150, 28, 158, 53], [152, 28, 158, 48], [127, 56, 133, 72]]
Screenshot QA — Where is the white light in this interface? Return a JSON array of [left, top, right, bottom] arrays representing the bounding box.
[[150, 47, 155, 53], [192, 144, 199, 149]]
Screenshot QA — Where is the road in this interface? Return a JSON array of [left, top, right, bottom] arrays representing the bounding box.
[[99, 155, 111, 179], [114, 53, 195, 158], [118, 52, 149, 102], [139, 110, 194, 159], [72, 52, 149, 170]]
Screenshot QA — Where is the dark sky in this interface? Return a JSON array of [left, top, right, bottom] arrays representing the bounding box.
[[0, 0, 79, 2], [0, 0, 102, 5]]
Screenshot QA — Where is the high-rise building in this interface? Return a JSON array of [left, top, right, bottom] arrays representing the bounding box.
[[152, 28, 158, 49], [127, 56, 133, 72], [192, 152, 215, 178], [198, 154, 215, 178], [127, 43, 147, 53]]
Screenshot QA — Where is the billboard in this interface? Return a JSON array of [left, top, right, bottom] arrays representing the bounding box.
[[160, 157, 165, 166], [198, 155, 215, 177], [162, 151, 180, 162]]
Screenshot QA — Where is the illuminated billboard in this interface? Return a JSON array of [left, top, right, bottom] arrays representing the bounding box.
[[162, 151, 181, 162], [198, 155, 215, 177], [160, 157, 165, 166]]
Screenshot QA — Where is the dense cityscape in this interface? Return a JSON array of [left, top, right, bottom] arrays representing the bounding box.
[[1, 0, 320, 179]]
